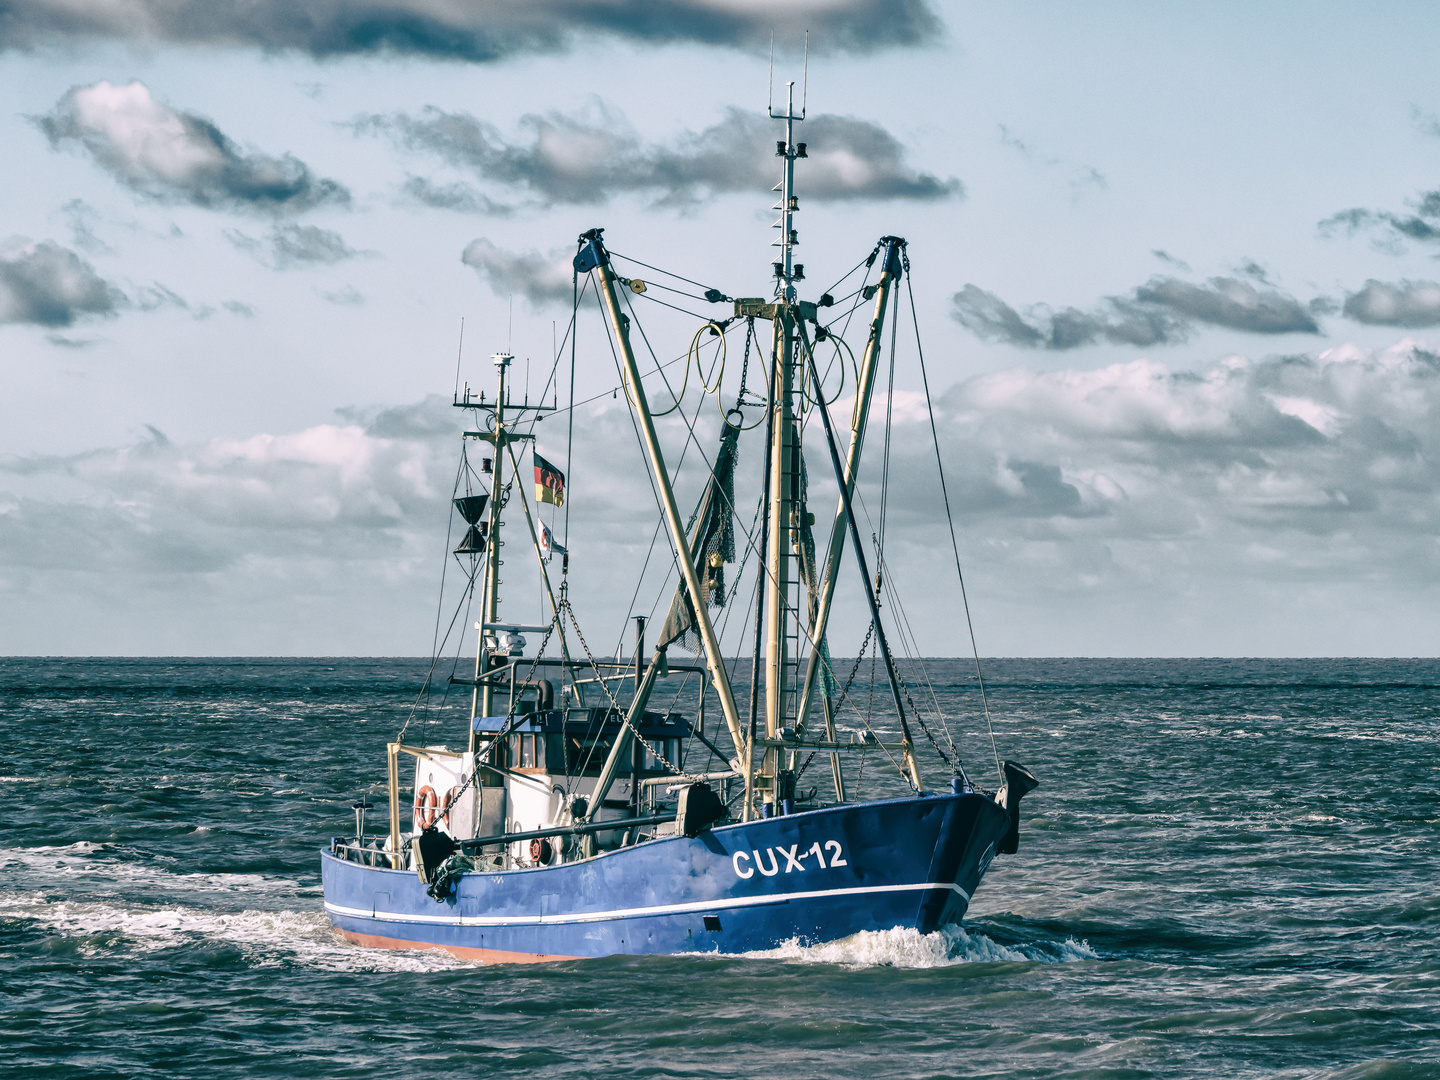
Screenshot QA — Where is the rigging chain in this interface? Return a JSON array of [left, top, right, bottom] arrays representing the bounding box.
[[562, 598, 710, 784], [722, 318, 768, 431]]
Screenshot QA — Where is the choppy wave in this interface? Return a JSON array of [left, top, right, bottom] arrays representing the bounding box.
[[745, 923, 1098, 967], [4, 655, 1439, 1079]]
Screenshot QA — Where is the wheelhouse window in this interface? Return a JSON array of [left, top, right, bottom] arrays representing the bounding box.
[[508, 732, 539, 769], [642, 738, 681, 772], [552, 733, 631, 776]]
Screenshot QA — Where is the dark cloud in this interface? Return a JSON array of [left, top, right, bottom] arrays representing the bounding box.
[[1152, 250, 1191, 271], [0, 238, 124, 327], [357, 105, 960, 207], [1233, 259, 1271, 284], [0, 0, 941, 60], [461, 238, 575, 306], [36, 80, 349, 214], [950, 285, 1045, 347], [133, 280, 209, 317], [45, 333, 101, 349], [1343, 279, 1440, 327], [226, 224, 362, 269], [1134, 277, 1319, 334], [1320, 187, 1440, 248], [1412, 106, 1440, 138], [951, 286, 1187, 350], [953, 274, 1320, 350], [400, 175, 509, 214]]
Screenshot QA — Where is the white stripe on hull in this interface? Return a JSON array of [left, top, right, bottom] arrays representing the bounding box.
[[325, 880, 970, 928]]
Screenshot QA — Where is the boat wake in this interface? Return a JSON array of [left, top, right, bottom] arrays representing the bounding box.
[[743, 923, 1098, 968], [0, 890, 472, 972], [0, 843, 469, 973], [0, 842, 302, 897]]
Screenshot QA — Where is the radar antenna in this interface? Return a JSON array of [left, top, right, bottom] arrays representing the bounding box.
[[768, 31, 808, 301]]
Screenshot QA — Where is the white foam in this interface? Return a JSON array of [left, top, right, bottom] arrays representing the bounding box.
[[0, 892, 470, 973], [743, 924, 1098, 968], [0, 843, 300, 896]]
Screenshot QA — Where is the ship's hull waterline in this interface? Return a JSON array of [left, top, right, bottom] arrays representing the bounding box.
[[322, 792, 1009, 963]]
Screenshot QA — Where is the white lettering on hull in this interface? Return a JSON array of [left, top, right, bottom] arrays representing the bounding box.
[[732, 839, 848, 879]]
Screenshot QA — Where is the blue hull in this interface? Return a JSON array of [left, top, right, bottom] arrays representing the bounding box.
[[322, 792, 1009, 963]]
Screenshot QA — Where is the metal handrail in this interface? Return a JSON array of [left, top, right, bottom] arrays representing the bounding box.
[[458, 812, 677, 854]]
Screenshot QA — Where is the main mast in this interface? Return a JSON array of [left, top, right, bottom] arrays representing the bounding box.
[[760, 79, 806, 812]]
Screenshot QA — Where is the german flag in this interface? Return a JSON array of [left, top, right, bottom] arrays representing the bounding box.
[[534, 452, 565, 507]]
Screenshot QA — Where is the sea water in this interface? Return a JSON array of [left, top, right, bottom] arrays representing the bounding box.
[[1, 657, 1437, 1079]]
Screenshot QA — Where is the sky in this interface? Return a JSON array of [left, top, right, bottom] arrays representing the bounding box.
[[3, 1, 1440, 657]]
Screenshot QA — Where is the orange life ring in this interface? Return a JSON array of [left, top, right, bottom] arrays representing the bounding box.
[[414, 785, 438, 828], [441, 786, 460, 827]]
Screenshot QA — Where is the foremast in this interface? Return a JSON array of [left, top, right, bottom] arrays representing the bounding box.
[[455, 351, 550, 754]]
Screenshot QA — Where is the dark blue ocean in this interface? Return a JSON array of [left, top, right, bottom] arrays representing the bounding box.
[[2, 657, 1437, 1079]]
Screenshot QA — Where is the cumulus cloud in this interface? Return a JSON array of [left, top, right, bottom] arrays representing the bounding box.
[[0, 0, 940, 60], [0, 406, 450, 579], [356, 104, 960, 207], [843, 340, 1440, 653], [0, 394, 672, 652], [7, 340, 1440, 654], [1342, 279, 1440, 327], [36, 80, 349, 213], [0, 237, 124, 327], [389, 344, 1440, 645], [461, 238, 576, 305], [952, 274, 1321, 349], [917, 342, 1440, 526], [226, 224, 363, 269]]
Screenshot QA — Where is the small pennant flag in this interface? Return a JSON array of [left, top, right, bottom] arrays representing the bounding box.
[[539, 521, 567, 562], [534, 452, 565, 507]]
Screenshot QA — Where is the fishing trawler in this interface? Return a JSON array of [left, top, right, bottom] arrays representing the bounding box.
[[321, 82, 1038, 963]]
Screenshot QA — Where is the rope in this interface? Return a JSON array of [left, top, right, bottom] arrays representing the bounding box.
[[905, 264, 1003, 784]]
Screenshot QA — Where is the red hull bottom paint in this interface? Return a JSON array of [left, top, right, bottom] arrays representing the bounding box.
[[334, 927, 582, 965]]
